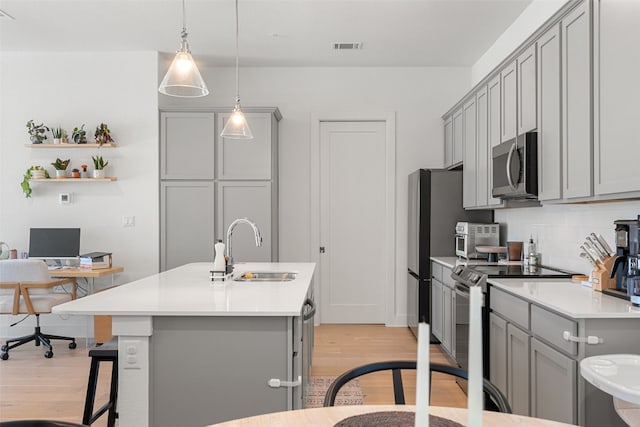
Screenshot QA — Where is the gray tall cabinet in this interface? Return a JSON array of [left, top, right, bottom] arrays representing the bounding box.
[[160, 108, 281, 271]]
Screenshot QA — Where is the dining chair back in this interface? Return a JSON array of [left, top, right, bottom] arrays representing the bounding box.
[[323, 360, 511, 413]]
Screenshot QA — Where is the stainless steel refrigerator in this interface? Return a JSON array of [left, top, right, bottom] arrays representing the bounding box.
[[407, 169, 492, 339]]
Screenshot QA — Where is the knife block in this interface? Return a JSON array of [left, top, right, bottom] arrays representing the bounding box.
[[591, 255, 616, 292]]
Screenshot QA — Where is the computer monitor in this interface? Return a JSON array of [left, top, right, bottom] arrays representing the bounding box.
[[28, 228, 81, 262]]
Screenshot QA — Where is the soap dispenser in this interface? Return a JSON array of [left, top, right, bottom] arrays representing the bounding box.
[[213, 240, 226, 272], [527, 236, 539, 266]]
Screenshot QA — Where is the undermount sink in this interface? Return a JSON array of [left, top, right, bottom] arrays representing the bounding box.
[[234, 272, 297, 282]]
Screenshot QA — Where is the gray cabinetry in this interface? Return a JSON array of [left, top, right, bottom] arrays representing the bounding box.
[[517, 44, 538, 135], [160, 112, 216, 180], [442, 283, 453, 357], [452, 108, 464, 167], [462, 98, 477, 208], [536, 24, 562, 201], [160, 181, 215, 271], [489, 313, 507, 398], [562, 1, 592, 199], [444, 116, 453, 168], [507, 323, 530, 416], [593, 0, 640, 195], [216, 181, 275, 262], [431, 277, 443, 341], [475, 86, 489, 207], [500, 61, 517, 143], [160, 108, 280, 271], [432, 262, 454, 358], [487, 75, 502, 206], [152, 310, 311, 426], [530, 337, 577, 425]]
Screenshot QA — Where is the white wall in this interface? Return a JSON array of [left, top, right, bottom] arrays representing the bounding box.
[[0, 51, 159, 337], [471, 0, 568, 85], [161, 65, 470, 325]]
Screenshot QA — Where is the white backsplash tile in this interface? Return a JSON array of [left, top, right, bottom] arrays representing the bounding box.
[[495, 200, 640, 274]]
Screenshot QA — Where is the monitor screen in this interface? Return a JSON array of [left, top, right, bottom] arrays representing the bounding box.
[[28, 228, 81, 260]]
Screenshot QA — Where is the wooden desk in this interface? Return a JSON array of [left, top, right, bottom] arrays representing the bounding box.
[[50, 266, 124, 343], [208, 405, 577, 427]]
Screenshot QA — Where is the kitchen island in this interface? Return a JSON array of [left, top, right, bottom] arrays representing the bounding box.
[[53, 262, 316, 427]]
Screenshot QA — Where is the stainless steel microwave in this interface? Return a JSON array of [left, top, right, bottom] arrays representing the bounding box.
[[492, 132, 537, 199]]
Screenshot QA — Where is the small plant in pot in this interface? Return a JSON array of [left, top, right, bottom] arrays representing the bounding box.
[[51, 158, 70, 178], [92, 155, 109, 179], [26, 120, 49, 144], [94, 123, 114, 146], [80, 164, 88, 178], [21, 166, 50, 198], [71, 168, 81, 178], [51, 126, 67, 144], [72, 124, 87, 144]]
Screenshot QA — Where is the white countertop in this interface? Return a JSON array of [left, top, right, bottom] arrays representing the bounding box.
[[431, 256, 640, 319], [53, 262, 315, 317]]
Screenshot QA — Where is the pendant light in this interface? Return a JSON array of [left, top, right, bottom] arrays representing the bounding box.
[[158, 0, 209, 97], [220, 0, 253, 139]]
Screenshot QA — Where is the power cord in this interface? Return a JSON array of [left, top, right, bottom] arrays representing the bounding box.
[[10, 315, 30, 327]]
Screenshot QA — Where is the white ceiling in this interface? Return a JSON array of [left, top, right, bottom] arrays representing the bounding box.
[[0, 0, 532, 67]]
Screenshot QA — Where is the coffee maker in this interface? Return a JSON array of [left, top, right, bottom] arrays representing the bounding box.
[[610, 216, 640, 305]]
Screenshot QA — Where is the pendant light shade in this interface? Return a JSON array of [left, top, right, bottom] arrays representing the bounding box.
[[159, 0, 209, 98], [221, 101, 254, 139], [220, 0, 253, 139]]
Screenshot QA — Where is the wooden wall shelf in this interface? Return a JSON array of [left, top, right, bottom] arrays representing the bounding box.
[[25, 143, 116, 148], [30, 177, 117, 182]]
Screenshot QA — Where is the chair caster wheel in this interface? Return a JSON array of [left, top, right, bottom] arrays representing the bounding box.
[[1, 344, 7, 352], [1, 352, 8, 360], [69, 342, 77, 349], [44, 350, 53, 358]]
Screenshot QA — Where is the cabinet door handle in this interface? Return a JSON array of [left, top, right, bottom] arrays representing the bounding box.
[[303, 298, 316, 321], [268, 376, 302, 388], [562, 331, 603, 345]]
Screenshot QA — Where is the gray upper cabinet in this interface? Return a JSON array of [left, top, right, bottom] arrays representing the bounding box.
[[500, 61, 517, 143], [160, 112, 216, 180], [487, 75, 503, 206], [476, 86, 489, 207], [452, 108, 464, 167], [444, 116, 453, 168], [217, 113, 277, 180], [537, 24, 563, 201], [562, 1, 592, 199], [517, 44, 538, 135], [593, 0, 640, 195], [462, 97, 477, 208]]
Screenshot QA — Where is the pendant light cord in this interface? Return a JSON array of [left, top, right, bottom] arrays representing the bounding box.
[[235, 0, 240, 104], [180, 0, 189, 49]]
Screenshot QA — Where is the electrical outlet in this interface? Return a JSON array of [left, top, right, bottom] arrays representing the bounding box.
[[122, 216, 135, 227], [123, 340, 141, 369]]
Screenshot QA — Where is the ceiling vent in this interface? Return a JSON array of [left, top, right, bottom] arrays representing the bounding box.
[[0, 9, 15, 20], [332, 42, 363, 50]]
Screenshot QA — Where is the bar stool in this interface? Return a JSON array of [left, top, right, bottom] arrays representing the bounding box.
[[82, 339, 118, 427]]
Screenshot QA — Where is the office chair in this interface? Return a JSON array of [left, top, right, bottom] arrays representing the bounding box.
[[0, 259, 78, 360], [323, 360, 512, 413]]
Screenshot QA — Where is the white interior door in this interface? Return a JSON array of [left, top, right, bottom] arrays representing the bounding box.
[[319, 121, 387, 323]]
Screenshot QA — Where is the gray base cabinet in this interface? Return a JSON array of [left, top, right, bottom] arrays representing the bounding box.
[[431, 261, 454, 359], [489, 284, 639, 427], [431, 279, 443, 341], [151, 306, 313, 426], [530, 337, 577, 424]]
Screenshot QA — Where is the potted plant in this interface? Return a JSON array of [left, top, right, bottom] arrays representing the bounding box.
[[92, 155, 109, 178], [94, 123, 114, 146], [71, 168, 81, 178], [26, 120, 49, 144], [72, 125, 87, 144], [21, 166, 50, 198], [51, 126, 66, 144], [60, 129, 69, 144], [80, 164, 88, 178], [51, 158, 70, 178]]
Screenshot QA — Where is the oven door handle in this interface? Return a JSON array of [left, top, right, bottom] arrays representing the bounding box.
[[454, 283, 470, 297]]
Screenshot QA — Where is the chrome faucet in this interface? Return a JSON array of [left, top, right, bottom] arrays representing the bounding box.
[[225, 217, 263, 265]]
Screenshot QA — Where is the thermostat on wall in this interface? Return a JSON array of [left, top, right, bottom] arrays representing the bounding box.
[[59, 193, 71, 204]]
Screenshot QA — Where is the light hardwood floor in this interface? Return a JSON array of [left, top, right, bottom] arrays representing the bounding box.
[[0, 324, 465, 424]]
